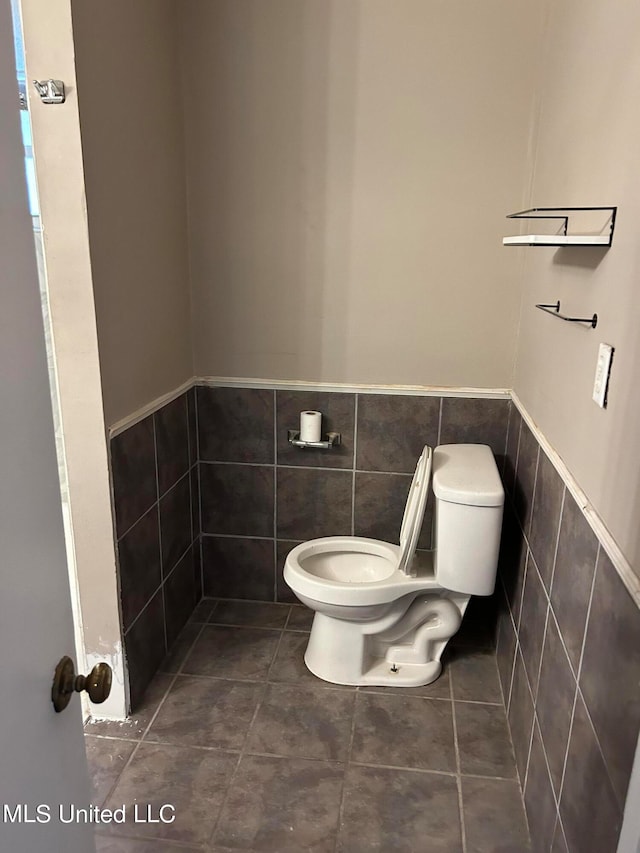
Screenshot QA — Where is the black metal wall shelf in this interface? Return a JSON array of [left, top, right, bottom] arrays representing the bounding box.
[[536, 301, 598, 329], [503, 206, 617, 247]]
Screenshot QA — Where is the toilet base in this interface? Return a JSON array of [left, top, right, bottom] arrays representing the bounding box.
[[305, 649, 442, 687], [303, 593, 469, 687]]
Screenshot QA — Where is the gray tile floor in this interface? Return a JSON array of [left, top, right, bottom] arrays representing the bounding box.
[[86, 600, 531, 852]]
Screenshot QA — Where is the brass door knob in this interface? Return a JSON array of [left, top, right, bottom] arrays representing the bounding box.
[[51, 655, 112, 713]]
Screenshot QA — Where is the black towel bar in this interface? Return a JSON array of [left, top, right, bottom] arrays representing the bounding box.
[[535, 301, 598, 329]]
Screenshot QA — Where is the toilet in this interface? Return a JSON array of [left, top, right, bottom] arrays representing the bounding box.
[[283, 444, 504, 687]]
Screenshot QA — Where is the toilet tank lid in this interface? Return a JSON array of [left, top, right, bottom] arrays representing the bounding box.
[[433, 444, 504, 507]]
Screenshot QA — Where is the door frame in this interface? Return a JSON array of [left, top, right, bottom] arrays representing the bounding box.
[[17, 0, 126, 718]]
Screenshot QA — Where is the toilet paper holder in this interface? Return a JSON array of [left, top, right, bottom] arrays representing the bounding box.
[[288, 429, 341, 450]]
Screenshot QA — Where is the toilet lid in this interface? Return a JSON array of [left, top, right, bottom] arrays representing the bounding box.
[[397, 445, 432, 575]]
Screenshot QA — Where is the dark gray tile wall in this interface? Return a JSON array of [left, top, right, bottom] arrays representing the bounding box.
[[196, 387, 510, 623], [496, 409, 640, 853], [110, 389, 201, 710], [108, 383, 640, 848]]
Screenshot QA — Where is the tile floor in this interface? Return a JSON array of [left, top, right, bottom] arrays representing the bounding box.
[[85, 600, 531, 852]]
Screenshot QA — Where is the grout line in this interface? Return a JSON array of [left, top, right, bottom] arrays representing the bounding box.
[[575, 544, 600, 686], [436, 396, 443, 446], [194, 385, 200, 461], [449, 660, 467, 853], [273, 389, 278, 599], [184, 391, 193, 467], [502, 398, 512, 470], [282, 605, 295, 631], [123, 541, 194, 638], [84, 733, 141, 744], [264, 623, 288, 683], [158, 463, 192, 505], [501, 577, 520, 714], [207, 620, 288, 632], [152, 416, 169, 656], [532, 586, 550, 704], [513, 407, 523, 487], [94, 831, 201, 850], [265, 678, 352, 692], [530, 712, 561, 823], [188, 464, 195, 549], [506, 635, 519, 717], [333, 687, 358, 852], [198, 458, 274, 468], [546, 599, 579, 684], [534, 710, 560, 818], [525, 443, 541, 540], [208, 744, 344, 764], [359, 688, 502, 707], [459, 769, 531, 783], [535, 708, 563, 812], [347, 760, 458, 779], [554, 814, 569, 852], [168, 622, 206, 680], [351, 395, 358, 536], [547, 486, 566, 596], [514, 546, 529, 634], [204, 595, 286, 609], [174, 621, 208, 677], [520, 655, 537, 796], [160, 537, 194, 583], [200, 532, 275, 542], [198, 595, 287, 606], [223, 748, 345, 767], [272, 540, 278, 601], [551, 815, 561, 851], [354, 468, 413, 477], [197, 458, 411, 476], [160, 466, 192, 503], [556, 676, 580, 818], [194, 387, 204, 597], [160, 671, 268, 686], [346, 692, 359, 767], [276, 463, 354, 474], [115, 500, 158, 544], [159, 584, 169, 659]]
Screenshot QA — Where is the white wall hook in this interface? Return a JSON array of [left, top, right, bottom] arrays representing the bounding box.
[[33, 79, 65, 104]]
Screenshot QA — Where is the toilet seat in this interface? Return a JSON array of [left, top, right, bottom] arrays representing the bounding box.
[[285, 536, 440, 607], [284, 447, 434, 606], [397, 445, 432, 576]]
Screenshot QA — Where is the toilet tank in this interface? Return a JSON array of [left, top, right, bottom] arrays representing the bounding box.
[[432, 444, 504, 596]]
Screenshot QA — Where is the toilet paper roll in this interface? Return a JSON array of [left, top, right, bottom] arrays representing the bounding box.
[[300, 411, 322, 443]]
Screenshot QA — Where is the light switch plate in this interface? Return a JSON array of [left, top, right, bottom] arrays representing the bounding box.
[[592, 343, 614, 408]]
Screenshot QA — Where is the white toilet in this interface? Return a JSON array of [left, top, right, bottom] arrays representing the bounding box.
[[284, 444, 504, 687]]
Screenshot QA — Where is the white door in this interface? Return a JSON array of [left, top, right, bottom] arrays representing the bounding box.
[[0, 0, 95, 849]]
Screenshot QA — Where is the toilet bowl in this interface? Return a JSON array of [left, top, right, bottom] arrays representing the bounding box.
[[284, 443, 504, 687]]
